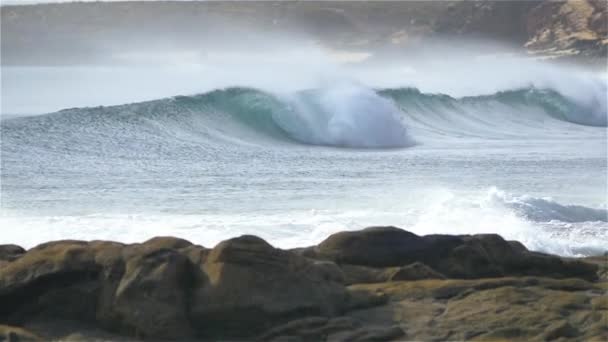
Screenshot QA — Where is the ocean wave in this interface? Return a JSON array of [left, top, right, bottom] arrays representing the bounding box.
[[487, 188, 608, 223], [2, 83, 606, 154], [409, 187, 608, 257]]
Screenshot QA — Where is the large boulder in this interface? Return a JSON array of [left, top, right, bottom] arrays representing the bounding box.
[[0, 237, 200, 340], [110, 248, 194, 339], [0, 244, 25, 262], [313, 227, 598, 281], [0, 241, 101, 323], [314, 227, 426, 267], [96, 237, 198, 339], [191, 235, 349, 338]]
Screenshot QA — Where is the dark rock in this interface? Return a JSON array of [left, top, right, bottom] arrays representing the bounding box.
[[179, 244, 210, 266], [121, 236, 192, 260], [314, 227, 599, 281], [0, 245, 25, 262], [507, 240, 528, 253], [0, 325, 42, 342], [385, 262, 446, 281], [542, 321, 579, 340], [0, 241, 101, 322], [0, 228, 602, 341], [340, 264, 387, 284], [110, 248, 194, 339], [259, 316, 358, 341], [315, 226, 425, 267], [328, 325, 405, 341]]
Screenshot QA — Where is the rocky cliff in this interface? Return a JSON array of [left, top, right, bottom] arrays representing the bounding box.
[[526, 0, 607, 62], [1, 1, 606, 66], [1, 227, 606, 341]]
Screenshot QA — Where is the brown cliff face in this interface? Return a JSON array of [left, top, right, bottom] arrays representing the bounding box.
[[525, 0, 608, 60]]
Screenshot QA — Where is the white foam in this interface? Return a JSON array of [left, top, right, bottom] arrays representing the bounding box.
[[2, 187, 606, 257], [279, 82, 414, 148]]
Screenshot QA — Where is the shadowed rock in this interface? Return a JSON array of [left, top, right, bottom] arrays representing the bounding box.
[[0, 245, 25, 262]]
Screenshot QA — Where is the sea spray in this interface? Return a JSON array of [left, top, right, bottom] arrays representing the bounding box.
[[279, 82, 414, 148]]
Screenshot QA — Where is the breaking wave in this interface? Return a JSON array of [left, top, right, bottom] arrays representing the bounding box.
[[2, 83, 606, 153]]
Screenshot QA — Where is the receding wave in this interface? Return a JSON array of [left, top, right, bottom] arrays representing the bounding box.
[[2, 84, 606, 154], [486, 188, 608, 223]]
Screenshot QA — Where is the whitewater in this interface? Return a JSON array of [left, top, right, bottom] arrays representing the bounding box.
[[1, 53, 607, 257]]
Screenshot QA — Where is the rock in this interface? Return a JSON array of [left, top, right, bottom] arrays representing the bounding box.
[[507, 240, 528, 253], [315, 226, 425, 267], [0, 241, 101, 322], [385, 262, 446, 281], [259, 317, 403, 342], [95, 237, 200, 339], [121, 236, 192, 260], [259, 316, 358, 341], [110, 248, 194, 338], [0, 325, 42, 342], [179, 244, 210, 266], [348, 276, 604, 341], [433, 233, 521, 278], [329, 325, 405, 342], [0, 229, 603, 341], [525, 0, 607, 60], [0, 244, 25, 262], [191, 235, 349, 338], [542, 321, 579, 340], [314, 227, 598, 281], [340, 262, 445, 284], [339, 264, 387, 284]]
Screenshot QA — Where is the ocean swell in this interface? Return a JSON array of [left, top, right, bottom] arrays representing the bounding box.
[[2, 83, 606, 154]]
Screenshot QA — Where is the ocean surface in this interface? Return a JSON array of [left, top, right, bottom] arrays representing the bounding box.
[[1, 63, 607, 257]]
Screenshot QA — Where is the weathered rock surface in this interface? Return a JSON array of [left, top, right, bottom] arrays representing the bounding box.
[[0, 324, 42, 341], [348, 277, 608, 341], [310, 226, 599, 281], [0, 245, 25, 262], [191, 235, 349, 338], [0, 227, 604, 341], [526, 0, 607, 61]]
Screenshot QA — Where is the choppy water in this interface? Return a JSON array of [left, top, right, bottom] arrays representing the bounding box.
[[1, 76, 607, 256]]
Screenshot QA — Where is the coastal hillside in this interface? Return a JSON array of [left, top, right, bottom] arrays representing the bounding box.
[[1, 0, 606, 66]]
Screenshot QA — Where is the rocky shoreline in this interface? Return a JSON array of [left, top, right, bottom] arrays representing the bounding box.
[[1, 226, 606, 341]]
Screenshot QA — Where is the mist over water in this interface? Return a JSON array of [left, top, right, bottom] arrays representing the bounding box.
[[1, 40, 607, 256]]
